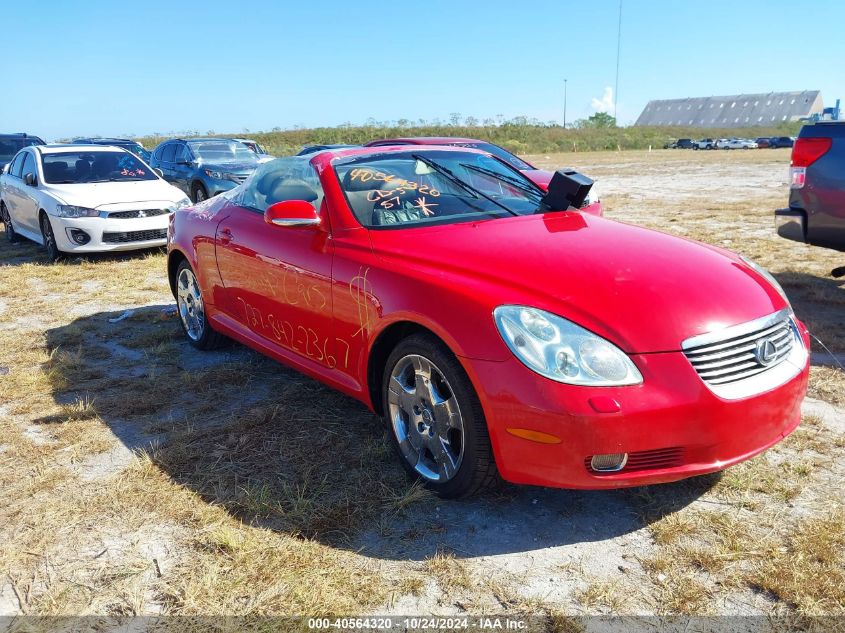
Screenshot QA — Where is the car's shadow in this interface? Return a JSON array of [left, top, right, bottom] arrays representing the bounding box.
[[775, 270, 845, 359], [41, 305, 722, 561], [0, 229, 165, 267]]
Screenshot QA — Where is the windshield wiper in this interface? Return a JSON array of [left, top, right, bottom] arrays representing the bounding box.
[[459, 163, 542, 198], [410, 154, 518, 217]]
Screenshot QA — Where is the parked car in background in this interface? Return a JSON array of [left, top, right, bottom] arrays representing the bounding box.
[[233, 138, 274, 163], [721, 138, 758, 150], [664, 139, 695, 149], [150, 138, 261, 202], [0, 133, 45, 171], [167, 146, 808, 498], [297, 144, 359, 156], [73, 138, 152, 163], [0, 145, 190, 259], [770, 136, 795, 149], [714, 138, 731, 149], [364, 137, 602, 215], [693, 138, 716, 150], [755, 137, 772, 149], [776, 122, 845, 258]]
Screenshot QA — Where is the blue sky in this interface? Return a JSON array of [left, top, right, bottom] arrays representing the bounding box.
[[5, 0, 843, 139]]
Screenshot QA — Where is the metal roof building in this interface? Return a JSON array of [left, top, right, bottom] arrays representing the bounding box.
[[635, 91, 823, 128]]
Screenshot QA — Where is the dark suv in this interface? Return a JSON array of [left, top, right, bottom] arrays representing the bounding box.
[[149, 138, 261, 202], [769, 136, 795, 149], [0, 133, 45, 171], [73, 137, 151, 163]]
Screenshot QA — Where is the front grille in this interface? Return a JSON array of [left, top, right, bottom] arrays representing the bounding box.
[[231, 174, 249, 184], [102, 228, 167, 244], [585, 447, 685, 475], [107, 208, 169, 219], [683, 315, 794, 386]]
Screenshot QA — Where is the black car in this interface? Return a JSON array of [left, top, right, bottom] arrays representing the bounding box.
[[665, 138, 695, 149], [0, 133, 45, 171], [769, 136, 795, 149], [73, 137, 151, 163]]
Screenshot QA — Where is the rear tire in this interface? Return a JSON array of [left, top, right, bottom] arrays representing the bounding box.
[[40, 213, 61, 261], [1, 202, 19, 243], [175, 259, 224, 350], [382, 333, 499, 498], [192, 183, 209, 204]]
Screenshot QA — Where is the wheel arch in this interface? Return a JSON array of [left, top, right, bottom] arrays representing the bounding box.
[[167, 248, 189, 299], [367, 320, 452, 417]]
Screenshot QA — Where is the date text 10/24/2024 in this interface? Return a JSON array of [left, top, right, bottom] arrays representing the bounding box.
[[307, 617, 528, 630]]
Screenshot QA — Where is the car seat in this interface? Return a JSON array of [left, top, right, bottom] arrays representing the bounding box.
[[74, 159, 91, 182]]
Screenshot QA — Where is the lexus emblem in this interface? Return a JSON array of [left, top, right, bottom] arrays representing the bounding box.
[[754, 338, 778, 366]]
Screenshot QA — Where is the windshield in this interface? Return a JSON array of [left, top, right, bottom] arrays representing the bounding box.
[[0, 138, 42, 163], [188, 140, 258, 164], [437, 141, 534, 170], [335, 150, 544, 229], [42, 151, 158, 184], [116, 142, 151, 162]]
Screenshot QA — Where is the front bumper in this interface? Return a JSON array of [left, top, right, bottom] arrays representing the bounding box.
[[50, 213, 170, 252], [462, 325, 810, 489]]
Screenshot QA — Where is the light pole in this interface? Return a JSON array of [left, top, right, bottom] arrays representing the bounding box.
[[563, 78, 568, 129]]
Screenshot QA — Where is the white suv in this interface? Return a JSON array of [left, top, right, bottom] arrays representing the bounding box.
[[0, 144, 190, 259]]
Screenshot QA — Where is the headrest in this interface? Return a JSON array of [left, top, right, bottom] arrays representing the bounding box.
[[268, 178, 318, 204], [343, 169, 383, 192]]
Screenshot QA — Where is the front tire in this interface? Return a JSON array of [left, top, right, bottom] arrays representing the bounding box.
[[1, 202, 19, 243], [382, 333, 498, 498], [175, 260, 224, 350], [192, 183, 209, 204], [40, 213, 61, 261]]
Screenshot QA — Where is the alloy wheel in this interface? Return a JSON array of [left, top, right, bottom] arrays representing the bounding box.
[[177, 267, 205, 341], [387, 354, 465, 482]]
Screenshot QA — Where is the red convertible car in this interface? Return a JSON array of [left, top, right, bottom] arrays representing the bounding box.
[[168, 146, 809, 498], [364, 137, 603, 216]]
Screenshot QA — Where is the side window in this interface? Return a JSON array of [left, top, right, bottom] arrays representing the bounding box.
[[173, 144, 188, 163], [161, 144, 176, 163], [21, 152, 37, 179], [10, 152, 26, 178], [236, 158, 324, 214]]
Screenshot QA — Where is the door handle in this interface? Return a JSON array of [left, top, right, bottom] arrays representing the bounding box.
[[219, 228, 234, 245]]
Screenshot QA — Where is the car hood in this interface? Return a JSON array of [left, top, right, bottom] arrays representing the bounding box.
[[368, 213, 787, 354], [45, 179, 187, 208], [195, 161, 258, 173]]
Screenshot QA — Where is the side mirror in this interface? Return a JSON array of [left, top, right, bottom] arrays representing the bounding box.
[[540, 169, 593, 211], [264, 200, 320, 227], [154, 168, 164, 177], [24, 172, 37, 187]]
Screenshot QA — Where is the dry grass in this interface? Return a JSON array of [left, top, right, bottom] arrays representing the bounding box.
[[1, 149, 843, 619]]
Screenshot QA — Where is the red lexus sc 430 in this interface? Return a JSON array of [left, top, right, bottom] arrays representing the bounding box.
[[167, 146, 809, 498], [364, 137, 603, 216]]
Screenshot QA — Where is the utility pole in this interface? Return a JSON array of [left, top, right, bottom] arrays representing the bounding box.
[[563, 78, 568, 128], [614, 0, 622, 123]]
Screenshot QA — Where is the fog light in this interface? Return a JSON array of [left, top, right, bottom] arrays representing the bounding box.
[[67, 229, 90, 245], [590, 453, 628, 472]]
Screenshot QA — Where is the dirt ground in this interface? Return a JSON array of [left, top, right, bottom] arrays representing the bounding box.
[[1, 149, 843, 623]]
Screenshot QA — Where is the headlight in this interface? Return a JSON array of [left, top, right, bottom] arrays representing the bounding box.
[[168, 197, 192, 212], [739, 256, 790, 306], [493, 305, 642, 386], [204, 169, 224, 180], [55, 205, 99, 218]]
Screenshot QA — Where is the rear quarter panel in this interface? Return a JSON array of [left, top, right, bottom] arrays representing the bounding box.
[[790, 124, 845, 251]]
